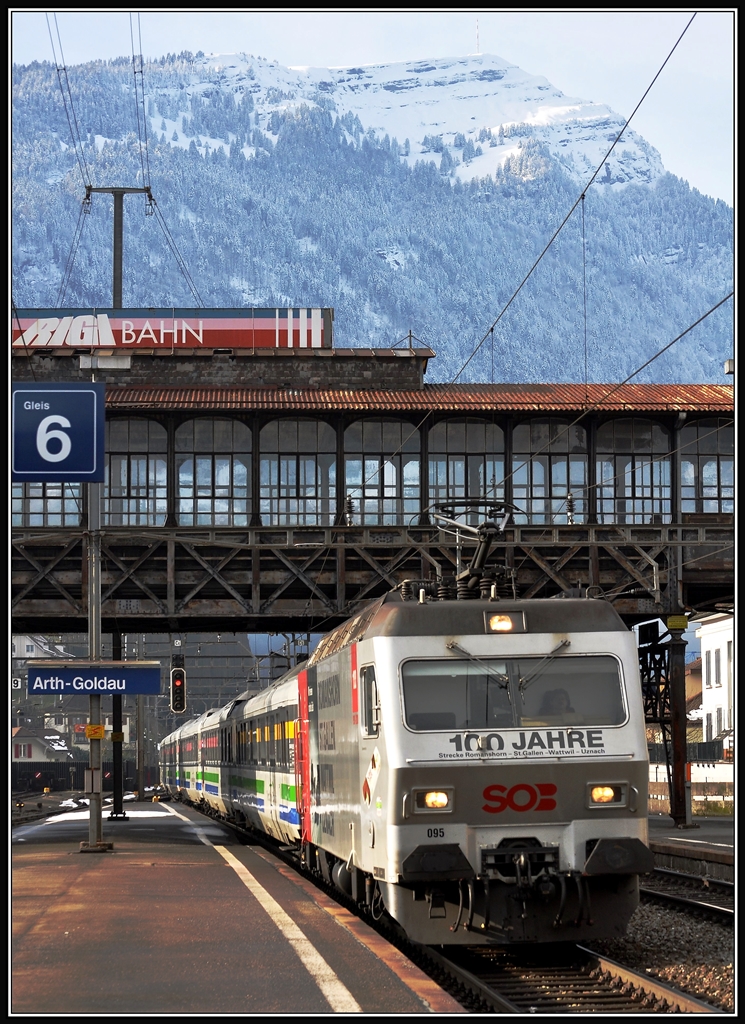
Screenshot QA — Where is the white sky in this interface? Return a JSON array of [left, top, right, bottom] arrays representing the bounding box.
[[9, 9, 736, 205]]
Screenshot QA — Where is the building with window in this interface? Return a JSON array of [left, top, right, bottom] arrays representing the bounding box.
[[12, 341, 733, 635], [12, 376, 733, 533], [696, 613, 734, 746], [11, 726, 73, 762]]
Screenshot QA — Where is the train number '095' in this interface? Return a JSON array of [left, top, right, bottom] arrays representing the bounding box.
[[482, 782, 557, 813], [427, 827, 445, 838]]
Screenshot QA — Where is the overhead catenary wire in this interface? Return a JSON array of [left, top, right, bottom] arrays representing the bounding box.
[[125, 15, 202, 304], [45, 13, 94, 306], [452, 12, 698, 384], [597, 544, 733, 603], [56, 197, 90, 307], [45, 12, 203, 307], [130, 13, 152, 190], [150, 201, 205, 307], [520, 291, 736, 518], [46, 13, 91, 191], [582, 194, 588, 405], [356, 288, 733, 526]]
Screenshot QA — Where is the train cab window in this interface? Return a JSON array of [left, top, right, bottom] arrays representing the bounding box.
[[402, 655, 626, 730], [361, 665, 380, 737]]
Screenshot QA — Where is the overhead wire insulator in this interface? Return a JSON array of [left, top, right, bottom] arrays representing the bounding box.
[[566, 493, 575, 525]]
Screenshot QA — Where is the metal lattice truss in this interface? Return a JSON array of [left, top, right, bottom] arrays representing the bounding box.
[[11, 522, 733, 634]]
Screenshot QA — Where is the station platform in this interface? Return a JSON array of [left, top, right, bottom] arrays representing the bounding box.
[[11, 800, 464, 1015], [647, 814, 734, 881]]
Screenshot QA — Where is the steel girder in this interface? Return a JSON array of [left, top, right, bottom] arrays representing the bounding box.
[[11, 522, 733, 634]]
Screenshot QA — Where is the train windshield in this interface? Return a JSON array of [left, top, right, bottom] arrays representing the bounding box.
[[401, 655, 626, 730]]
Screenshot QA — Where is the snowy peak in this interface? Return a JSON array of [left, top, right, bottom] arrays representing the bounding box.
[[186, 51, 664, 188]]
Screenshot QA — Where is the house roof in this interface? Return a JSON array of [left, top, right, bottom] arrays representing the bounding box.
[[685, 692, 703, 715]]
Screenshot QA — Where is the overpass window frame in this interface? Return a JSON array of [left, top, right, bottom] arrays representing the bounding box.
[[11, 482, 82, 527], [344, 419, 420, 526], [512, 419, 587, 525], [176, 418, 252, 527], [596, 418, 671, 525], [428, 419, 505, 524], [679, 418, 733, 516], [259, 419, 336, 526], [103, 418, 167, 526]]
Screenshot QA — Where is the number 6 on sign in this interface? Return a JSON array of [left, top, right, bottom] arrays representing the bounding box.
[[37, 415, 72, 462], [11, 383, 105, 482]]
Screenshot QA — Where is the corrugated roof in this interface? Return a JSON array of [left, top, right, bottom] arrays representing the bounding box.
[[105, 383, 733, 413]]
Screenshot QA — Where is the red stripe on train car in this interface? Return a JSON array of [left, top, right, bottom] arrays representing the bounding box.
[[351, 644, 359, 726], [296, 669, 312, 843]]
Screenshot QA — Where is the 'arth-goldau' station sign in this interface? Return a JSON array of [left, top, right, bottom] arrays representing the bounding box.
[[26, 662, 162, 696]]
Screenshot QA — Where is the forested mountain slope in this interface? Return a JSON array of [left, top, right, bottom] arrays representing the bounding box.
[[11, 52, 733, 382]]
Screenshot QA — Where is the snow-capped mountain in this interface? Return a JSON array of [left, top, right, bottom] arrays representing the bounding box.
[[11, 50, 733, 383], [164, 51, 664, 189]]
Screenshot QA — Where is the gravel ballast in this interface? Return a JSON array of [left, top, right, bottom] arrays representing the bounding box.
[[589, 902, 734, 1012]]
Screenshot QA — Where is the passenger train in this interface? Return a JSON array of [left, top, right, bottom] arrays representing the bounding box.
[[160, 591, 655, 945]]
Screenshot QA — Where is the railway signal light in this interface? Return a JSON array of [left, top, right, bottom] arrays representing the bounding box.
[[170, 667, 187, 713]]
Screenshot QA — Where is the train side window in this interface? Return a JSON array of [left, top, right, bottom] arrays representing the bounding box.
[[361, 665, 380, 737]]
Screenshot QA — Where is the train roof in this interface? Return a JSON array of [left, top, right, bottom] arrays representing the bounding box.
[[307, 594, 627, 666], [364, 596, 628, 638], [162, 597, 629, 741]]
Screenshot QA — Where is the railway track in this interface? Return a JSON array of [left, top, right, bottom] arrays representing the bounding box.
[[423, 942, 723, 1014], [640, 868, 734, 925], [190, 802, 726, 1014]]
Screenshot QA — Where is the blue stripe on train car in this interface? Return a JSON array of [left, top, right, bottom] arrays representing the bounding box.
[[205, 783, 219, 795], [279, 806, 300, 825]]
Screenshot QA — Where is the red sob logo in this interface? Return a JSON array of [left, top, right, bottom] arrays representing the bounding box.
[[482, 782, 557, 813]]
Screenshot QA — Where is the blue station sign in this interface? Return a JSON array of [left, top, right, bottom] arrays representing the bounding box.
[[26, 661, 162, 697], [12, 382, 105, 482]]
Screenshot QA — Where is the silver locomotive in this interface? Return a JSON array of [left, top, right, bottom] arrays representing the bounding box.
[[161, 591, 654, 945]]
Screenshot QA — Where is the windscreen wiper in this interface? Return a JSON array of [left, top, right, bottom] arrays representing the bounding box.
[[445, 640, 510, 690], [518, 639, 571, 692]]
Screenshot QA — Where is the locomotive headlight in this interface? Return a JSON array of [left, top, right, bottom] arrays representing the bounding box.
[[415, 790, 452, 810], [484, 611, 526, 633], [589, 785, 624, 805]]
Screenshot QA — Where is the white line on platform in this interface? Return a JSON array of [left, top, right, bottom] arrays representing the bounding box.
[[159, 801, 225, 845], [653, 836, 733, 848], [215, 844, 362, 1014]]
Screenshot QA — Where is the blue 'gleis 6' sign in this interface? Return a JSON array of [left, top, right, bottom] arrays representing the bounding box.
[[12, 383, 105, 482]]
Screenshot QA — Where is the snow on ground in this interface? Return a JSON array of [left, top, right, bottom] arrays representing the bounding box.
[[136, 51, 664, 190]]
